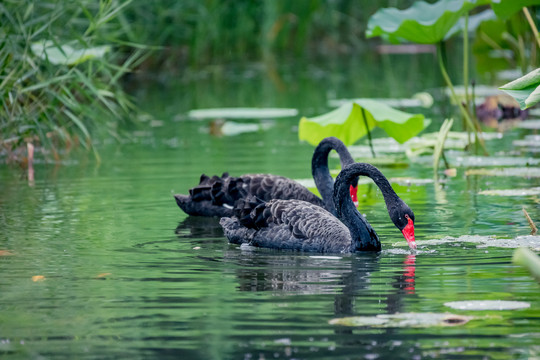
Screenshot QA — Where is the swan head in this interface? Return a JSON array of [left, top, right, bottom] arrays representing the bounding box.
[[390, 201, 416, 250]]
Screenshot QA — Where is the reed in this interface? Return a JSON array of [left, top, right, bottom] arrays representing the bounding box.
[[0, 0, 143, 160]]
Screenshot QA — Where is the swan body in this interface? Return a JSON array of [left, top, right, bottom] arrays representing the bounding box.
[[174, 137, 356, 217], [220, 163, 416, 253]]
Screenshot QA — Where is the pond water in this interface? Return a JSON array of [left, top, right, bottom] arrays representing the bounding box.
[[1, 58, 540, 359]]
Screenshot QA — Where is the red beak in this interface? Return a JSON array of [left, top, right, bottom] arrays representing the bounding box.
[[402, 216, 416, 250], [349, 185, 358, 207]]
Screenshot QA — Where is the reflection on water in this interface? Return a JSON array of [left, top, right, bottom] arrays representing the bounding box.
[[1, 58, 540, 359]]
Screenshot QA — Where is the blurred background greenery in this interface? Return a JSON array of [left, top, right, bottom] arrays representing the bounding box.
[[0, 0, 536, 160]]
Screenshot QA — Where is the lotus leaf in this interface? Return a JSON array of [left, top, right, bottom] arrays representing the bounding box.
[[330, 312, 474, 328], [298, 100, 430, 146], [491, 0, 540, 19], [366, 0, 493, 44], [500, 68, 540, 109], [445, 300, 530, 310]]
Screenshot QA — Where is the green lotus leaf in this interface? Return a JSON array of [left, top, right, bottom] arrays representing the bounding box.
[[366, 0, 493, 44], [500, 68, 540, 109], [491, 0, 540, 20], [445, 8, 497, 40], [298, 100, 430, 146], [31, 40, 110, 65]]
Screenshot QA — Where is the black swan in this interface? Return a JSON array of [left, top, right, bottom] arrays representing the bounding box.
[[220, 162, 416, 252], [174, 137, 358, 217]]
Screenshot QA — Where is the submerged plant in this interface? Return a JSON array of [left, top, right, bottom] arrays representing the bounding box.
[[0, 0, 143, 161]]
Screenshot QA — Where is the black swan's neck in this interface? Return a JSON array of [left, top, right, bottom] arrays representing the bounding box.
[[312, 137, 354, 215], [334, 163, 401, 252]]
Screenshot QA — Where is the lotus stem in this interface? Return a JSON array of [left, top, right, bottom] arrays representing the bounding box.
[[463, 14, 470, 112], [361, 107, 376, 158], [436, 42, 488, 155], [523, 7, 540, 50]]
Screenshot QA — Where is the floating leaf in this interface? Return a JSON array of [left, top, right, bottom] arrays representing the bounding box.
[[465, 168, 540, 177], [188, 108, 298, 120], [513, 247, 540, 282], [32, 275, 46, 282], [454, 156, 540, 167], [517, 120, 540, 129], [395, 235, 540, 249], [366, 0, 491, 44], [96, 273, 112, 279], [0, 250, 14, 256], [444, 300, 530, 310], [328, 92, 434, 108], [329, 313, 474, 328], [298, 100, 430, 146], [478, 187, 540, 196], [31, 40, 110, 65], [500, 68, 540, 110]]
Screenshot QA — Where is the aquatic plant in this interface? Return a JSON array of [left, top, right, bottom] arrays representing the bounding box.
[[500, 68, 540, 109], [0, 0, 143, 160], [366, 0, 490, 155], [298, 99, 430, 153]]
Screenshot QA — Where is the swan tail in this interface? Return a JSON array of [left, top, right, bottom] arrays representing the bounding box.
[[233, 195, 266, 229], [220, 216, 255, 244]]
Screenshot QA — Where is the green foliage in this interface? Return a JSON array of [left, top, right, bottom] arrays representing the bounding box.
[[500, 68, 540, 109], [433, 118, 454, 175], [491, 0, 540, 19], [298, 100, 430, 146], [0, 0, 142, 158], [366, 0, 491, 44], [513, 247, 540, 282]]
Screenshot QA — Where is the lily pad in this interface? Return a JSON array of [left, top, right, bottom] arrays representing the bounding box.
[[454, 156, 540, 167], [500, 68, 540, 110], [329, 313, 474, 328], [188, 108, 298, 120], [478, 187, 540, 196], [328, 92, 434, 109], [298, 100, 430, 146], [31, 40, 110, 65], [517, 120, 540, 129], [444, 300, 530, 311], [466, 168, 540, 177], [366, 0, 491, 44], [396, 235, 540, 250]]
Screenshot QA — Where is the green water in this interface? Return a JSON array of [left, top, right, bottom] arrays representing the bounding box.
[[1, 58, 540, 359]]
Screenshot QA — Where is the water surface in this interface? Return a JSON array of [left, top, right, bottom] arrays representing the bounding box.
[[1, 59, 539, 359]]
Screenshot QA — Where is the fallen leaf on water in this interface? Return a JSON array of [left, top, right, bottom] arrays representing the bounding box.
[[96, 273, 112, 278], [32, 275, 45, 282], [0, 250, 14, 256], [329, 312, 474, 328]]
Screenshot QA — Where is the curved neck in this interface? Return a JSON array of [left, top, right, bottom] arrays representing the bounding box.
[[334, 163, 400, 251], [311, 137, 354, 215]]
